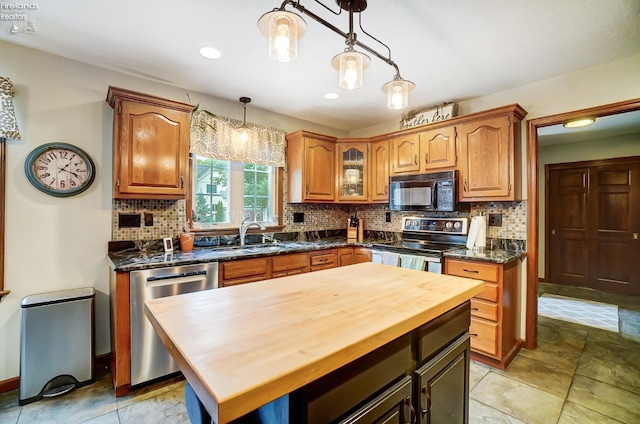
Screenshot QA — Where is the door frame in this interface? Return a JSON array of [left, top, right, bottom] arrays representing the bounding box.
[[525, 98, 640, 350]]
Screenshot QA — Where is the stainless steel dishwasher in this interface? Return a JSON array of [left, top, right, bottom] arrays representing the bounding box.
[[130, 262, 218, 387]]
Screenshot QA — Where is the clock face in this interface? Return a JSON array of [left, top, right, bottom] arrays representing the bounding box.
[[25, 143, 96, 197]]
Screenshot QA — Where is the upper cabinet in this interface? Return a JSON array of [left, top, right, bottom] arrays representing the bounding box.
[[457, 105, 526, 201], [390, 133, 420, 175], [419, 126, 457, 172], [285, 104, 526, 204], [107, 87, 194, 199], [369, 139, 390, 202], [336, 141, 369, 202], [286, 131, 337, 202]]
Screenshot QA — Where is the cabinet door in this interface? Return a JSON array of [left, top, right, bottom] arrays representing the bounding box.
[[220, 258, 270, 287], [338, 247, 355, 266], [338, 376, 413, 424], [115, 100, 190, 199], [458, 116, 513, 201], [337, 143, 369, 202], [304, 137, 336, 201], [370, 140, 390, 202], [419, 127, 456, 171], [272, 253, 310, 277], [354, 248, 372, 263], [390, 133, 420, 175], [416, 334, 470, 424]]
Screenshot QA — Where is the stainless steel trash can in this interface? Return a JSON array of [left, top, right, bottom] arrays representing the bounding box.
[[19, 287, 95, 405]]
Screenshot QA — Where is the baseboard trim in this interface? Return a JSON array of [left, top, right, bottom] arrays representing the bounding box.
[[0, 352, 112, 395]]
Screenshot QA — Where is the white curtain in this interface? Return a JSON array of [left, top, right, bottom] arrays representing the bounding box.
[[190, 110, 286, 167]]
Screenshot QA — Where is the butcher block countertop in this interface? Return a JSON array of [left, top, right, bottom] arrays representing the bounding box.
[[144, 262, 484, 423]]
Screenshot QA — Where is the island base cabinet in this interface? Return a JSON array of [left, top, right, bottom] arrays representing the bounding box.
[[415, 334, 470, 424], [338, 376, 413, 424]]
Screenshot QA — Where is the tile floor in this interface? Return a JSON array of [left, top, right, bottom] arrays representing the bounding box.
[[1, 282, 639, 424]]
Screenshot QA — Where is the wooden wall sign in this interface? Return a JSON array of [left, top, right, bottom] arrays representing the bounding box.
[[400, 103, 458, 130]]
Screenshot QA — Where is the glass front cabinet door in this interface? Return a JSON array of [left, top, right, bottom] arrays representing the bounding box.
[[337, 142, 369, 202]]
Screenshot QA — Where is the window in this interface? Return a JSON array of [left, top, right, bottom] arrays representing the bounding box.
[[190, 154, 279, 227]]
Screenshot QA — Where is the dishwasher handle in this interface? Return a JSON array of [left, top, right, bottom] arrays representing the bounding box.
[[146, 271, 207, 288]]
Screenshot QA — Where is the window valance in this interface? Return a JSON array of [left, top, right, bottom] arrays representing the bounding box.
[[190, 110, 286, 167]]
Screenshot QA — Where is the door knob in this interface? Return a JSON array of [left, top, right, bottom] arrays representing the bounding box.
[[634, 232, 638, 240], [551, 229, 556, 235]]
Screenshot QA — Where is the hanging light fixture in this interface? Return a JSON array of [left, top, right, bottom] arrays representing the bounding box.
[[258, 0, 415, 109], [233, 97, 256, 144]]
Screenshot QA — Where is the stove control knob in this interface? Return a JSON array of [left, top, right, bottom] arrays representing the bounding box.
[[445, 221, 453, 229], [454, 222, 461, 230], [412, 220, 418, 227]]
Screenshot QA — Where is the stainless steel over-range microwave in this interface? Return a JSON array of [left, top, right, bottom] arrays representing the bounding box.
[[389, 170, 468, 212]]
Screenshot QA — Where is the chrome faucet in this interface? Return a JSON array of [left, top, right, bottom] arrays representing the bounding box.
[[239, 217, 266, 246]]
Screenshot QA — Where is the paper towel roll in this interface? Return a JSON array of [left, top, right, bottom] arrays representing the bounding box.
[[466, 215, 487, 249]]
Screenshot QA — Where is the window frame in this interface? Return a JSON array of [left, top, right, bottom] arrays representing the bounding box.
[[186, 154, 284, 235]]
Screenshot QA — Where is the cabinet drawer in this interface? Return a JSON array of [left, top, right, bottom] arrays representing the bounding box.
[[471, 299, 498, 321], [475, 283, 499, 303], [470, 318, 499, 357], [272, 268, 307, 278], [221, 258, 269, 280], [310, 251, 337, 268], [418, 302, 470, 363], [272, 253, 310, 273], [446, 259, 499, 283]]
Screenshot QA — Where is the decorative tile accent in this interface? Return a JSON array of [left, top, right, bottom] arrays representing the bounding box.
[[112, 199, 187, 241], [472, 201, 527, 240]]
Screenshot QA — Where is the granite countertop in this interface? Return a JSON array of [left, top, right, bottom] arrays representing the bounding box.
[[108, 239, 379, 272], [443, 248, 526, 264]]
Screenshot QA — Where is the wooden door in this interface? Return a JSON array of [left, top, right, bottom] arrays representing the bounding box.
[[336, 143, 368, 202], [303, 137, 336, 201], [548, 157, 640, 295], [589, 161, 640, 295], [370, 139, 390, 202], [419, 126, 456, 171], [548, 167, 589, 287]]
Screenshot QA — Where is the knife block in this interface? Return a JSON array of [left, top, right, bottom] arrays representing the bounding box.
[[347, 219, 364, 244]]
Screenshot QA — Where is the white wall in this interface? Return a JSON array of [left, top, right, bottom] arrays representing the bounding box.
[[537, 133, 640, 278], [0, 41, 347, 382]]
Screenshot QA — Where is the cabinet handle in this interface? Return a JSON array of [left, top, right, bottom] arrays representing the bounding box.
[[318, 258, 327, 263], [462, 268, 479, 273], [471, 307, 479, 311], [470, 333, 479, 337], [404, 397, 416, 424], [384, 185, 388, 195], [463, 178, 468, 192], [425, 152, 429, 164], [180, 175, 184, 188], [421, 386, 431, 416], [414, 154, 418, 165], [305, 184, 309, 196]]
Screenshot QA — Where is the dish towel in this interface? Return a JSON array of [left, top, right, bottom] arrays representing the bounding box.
[[371, 251, 383, 264], [400, 254, 427, 271], [381, 252, 400, 266]]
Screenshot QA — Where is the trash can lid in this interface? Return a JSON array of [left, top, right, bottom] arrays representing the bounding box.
[[21, 287, 95, 308]]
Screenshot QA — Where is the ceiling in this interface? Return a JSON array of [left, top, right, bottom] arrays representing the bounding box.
[[2, 0, 640, 132]]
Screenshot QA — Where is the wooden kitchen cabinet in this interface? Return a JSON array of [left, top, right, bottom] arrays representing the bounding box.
[[286, 131, 337, 202], [457, 105, 526, 201], [272, 253, 310, 278], [354, 247, 372, 263], [338, 247, 372, 266], [390, 133, 420, 175], [336, 141, 369, 202], [419, 126, 457, 172], [106, 86, 194, 199], [220, 257, 270, 287], [369, 139, 390, 202], [309, 249, 337, 271], [444, 258, 520, 369]]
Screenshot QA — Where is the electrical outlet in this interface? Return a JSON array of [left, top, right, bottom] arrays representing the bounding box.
[[488, 213, 502, 227], [385, 212, 391, 223], [144, 212, 154, 226], [293, 212, 304, 223]]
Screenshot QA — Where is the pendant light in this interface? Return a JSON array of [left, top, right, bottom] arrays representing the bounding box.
[[258, 0, 415, 109], [257, 9, 307, 62], [233, 97, 255, 144]]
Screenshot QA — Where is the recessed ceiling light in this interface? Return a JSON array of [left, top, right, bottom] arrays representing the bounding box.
[[199, 47, 223, 59], [563, 117, 596, 128], [323, 92, 339, 100]]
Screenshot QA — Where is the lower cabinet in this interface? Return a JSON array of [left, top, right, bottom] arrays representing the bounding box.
[[284, 302, 471, 424], [219, 257, 270, 287], [415, 334, 470, 424], [338, 247, 372, 266]]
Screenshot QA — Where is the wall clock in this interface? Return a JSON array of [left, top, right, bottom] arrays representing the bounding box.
[[24, 142, 96, 197]]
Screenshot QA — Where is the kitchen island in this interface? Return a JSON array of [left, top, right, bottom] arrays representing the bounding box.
[[144, 262, 483, 423]]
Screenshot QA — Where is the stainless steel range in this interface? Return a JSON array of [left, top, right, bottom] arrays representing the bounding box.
[[373, 216, 469, 273]]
